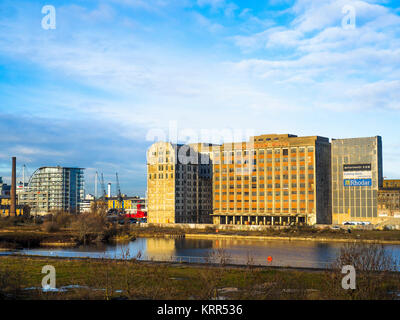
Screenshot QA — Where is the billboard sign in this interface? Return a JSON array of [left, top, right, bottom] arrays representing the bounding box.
[[343, 164, 372, 187]]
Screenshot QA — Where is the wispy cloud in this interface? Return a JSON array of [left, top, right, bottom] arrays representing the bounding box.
[[0, 0, 399, 191], [229, 0, 400, 112]]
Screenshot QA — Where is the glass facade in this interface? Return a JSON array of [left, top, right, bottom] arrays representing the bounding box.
[[331, 137, 382, 220], [20, 167, 84, 214]]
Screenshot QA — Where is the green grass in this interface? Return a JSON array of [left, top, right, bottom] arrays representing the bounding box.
[[1, 255, 399, 300]]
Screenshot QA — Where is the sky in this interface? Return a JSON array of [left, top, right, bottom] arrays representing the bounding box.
[[0, 0, 399, 196]]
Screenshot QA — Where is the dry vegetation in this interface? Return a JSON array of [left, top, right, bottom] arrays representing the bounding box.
[[325, 242, 399, 299], [0, 201, 129, 248], [129, 224, 400, 242], [1, 242, 399, 300]]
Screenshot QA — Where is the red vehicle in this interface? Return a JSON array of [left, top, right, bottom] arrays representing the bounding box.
[[125, 204, 147, 220]]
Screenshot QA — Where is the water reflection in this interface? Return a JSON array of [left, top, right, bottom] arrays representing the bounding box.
[[11, 237, 400, 269]]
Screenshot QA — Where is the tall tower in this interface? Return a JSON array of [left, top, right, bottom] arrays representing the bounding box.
[[107, 183, 112, 198], [10, 157, 17, 216]]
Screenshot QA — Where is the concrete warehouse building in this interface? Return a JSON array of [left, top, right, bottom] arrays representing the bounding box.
[[147, 134, 331, 226], [147, 134, 400, 227], [18, 166, 85, 215], [383, 179, 400, 189], [211, 134, 331, 225], [147, 141, 213, 224], [331, 136, 383, 224], [377, 179, 400, 224]]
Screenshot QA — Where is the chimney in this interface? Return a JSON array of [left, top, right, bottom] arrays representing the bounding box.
[[10, 157, 16, 216], [107, 183, 112, 198]]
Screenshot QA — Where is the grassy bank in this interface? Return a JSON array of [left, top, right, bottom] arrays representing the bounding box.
[[0, 207, 133, 249], [0, 225, 76, 249], [131, 224, 400, 243], [3, 223, 400, 249], [1, 254, 399, 300]]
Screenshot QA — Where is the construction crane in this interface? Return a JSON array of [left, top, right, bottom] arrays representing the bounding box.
[[116, 173, 123, 201], [116, 173, 124, 214], [97, 173, 106, 199]]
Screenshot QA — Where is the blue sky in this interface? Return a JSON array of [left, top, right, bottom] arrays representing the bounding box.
[[0, 0, 399, 196]]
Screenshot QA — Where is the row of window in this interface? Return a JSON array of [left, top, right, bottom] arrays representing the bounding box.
[[215, 165, 313, 172], [215, 199, 313, 203], [215, 208, 309, 212], [215, 190, 313, 195], [214, 147, 314, 157], [215, 183, 312, 189], [215, 174, 314, 181]]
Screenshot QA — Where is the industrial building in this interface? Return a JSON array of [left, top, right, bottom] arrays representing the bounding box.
[[107, 196, 146, 214], [331, 136, 383, 224], [0, 157, 27, 216], [383, 179, 400, 189], [0, 177, 10, 197], [378, 179, 400, 221], [0, 197, 27, 216], [79, 193, 95, 213], [146, 133, 400, 227], [147, 141, 213, 224], [18, 166, 85, 215], [211, 134, 331, 225], [146, 134, 332, 226]]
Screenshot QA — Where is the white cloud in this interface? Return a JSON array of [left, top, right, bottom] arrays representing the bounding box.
[[197, 0, 238, 17], [229, 0, 400, 112], [192, 12, 224, 32]]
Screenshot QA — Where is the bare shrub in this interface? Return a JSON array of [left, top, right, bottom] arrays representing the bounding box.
[[198, 268, 221, 299], [0, 267, 25, 299], [42, 221, 60, 233], [71, 202, 108, 244], [90, 201, 108, 218], [71, 213, 106, 244], [325, 242, 399, 299], [0, 217, 13, 228], [53, 210, 71, 228], [205, 248, 231, 266], [198, 249, 233, 299], [332, 242, 396, 272]]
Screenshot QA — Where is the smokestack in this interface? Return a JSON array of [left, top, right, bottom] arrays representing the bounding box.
[[107, 183, 111, 198], [10, 157, 16, 216]]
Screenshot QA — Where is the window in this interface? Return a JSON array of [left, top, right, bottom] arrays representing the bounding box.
[[283, 149, 288, 156]]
